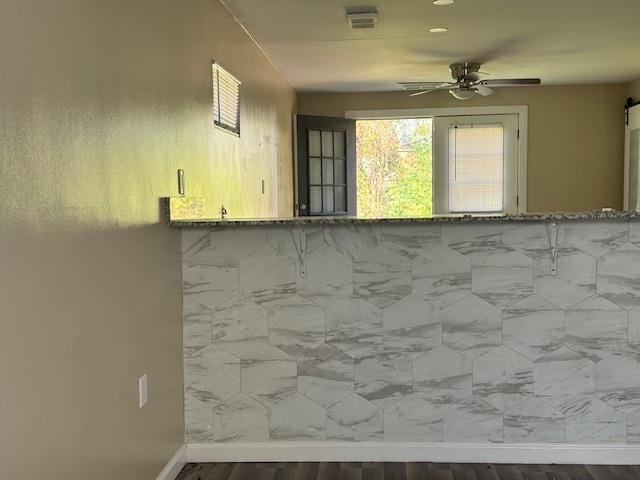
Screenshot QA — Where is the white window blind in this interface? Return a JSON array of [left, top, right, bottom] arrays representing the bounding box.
[[212, 62, 241, 135], [448, 125, 504, 212]]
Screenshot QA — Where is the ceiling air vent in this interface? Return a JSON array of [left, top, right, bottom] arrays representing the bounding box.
[[346, 9, 378, 29]]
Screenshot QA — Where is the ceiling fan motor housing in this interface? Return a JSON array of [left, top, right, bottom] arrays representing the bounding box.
[[450, 62, 482, 83]]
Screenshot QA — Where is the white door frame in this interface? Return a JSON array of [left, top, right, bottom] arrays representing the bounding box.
[[345, 106, 528, 213], [624, 104, 640, 211]]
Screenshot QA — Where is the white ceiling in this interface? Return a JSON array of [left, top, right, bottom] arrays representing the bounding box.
[[222, 0, 640, 92]]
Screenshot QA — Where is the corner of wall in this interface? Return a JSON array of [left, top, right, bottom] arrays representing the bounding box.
[[628, 77, 640, 101]]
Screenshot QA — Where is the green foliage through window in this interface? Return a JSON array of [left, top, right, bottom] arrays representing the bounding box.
[[356, 119, 433, 218]]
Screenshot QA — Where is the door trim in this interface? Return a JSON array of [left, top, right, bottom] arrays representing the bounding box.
[[345, 106, 528, 213], [624, 104, 640, 210]]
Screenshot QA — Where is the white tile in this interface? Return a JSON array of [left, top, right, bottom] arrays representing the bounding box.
[[182, 230, 239, 267], [267, 295, 325, 359], [630, 306, 640, 350], [473, 346, 534, 411], [267, 226, 324, 259], [213, 393, 269, 442], [442, 295, 502, 359], [503, 296, 564, 362], [534, 346, 595, 398], [502, 223, 551, 259], [326, 297, 383, 359], [185, 396, 214, 443], [504, 398, 564, 443], [326, 394, 383, 441], [384, 395, 443, 442], [184, 345, 240, 404], [564, 397, 626, 444], [212, 295, 268, 357], [296, 244, 353, 307], [443, 396, 503, 443], [240, 344, 297, 408], [298, 347, 355, 408], [413, 345, 472, 405], [628, 408, 640, 443], [183, 263, 239, 311], [270, 394, 326, 441], [239, 245, 296, 306], [213, 227, 266, 259], [382, 224, 441, 260], [472, 263, 532, 308], [533, 249, 596, 308], [325, 225, 382, 259], [382, 295, 441, 358], [355, 353, 413, 408], [442, 224, 506, 257], [564, 221, 629, 258], [597, 244, 640, 309], [412, 244, 471, 309], [596, 351, 640, 414], [184, 310, 213, 357], [354, 244, 412, 307], [564, 296, 628, 361]]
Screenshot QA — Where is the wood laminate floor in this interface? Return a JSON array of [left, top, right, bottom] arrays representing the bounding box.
[[176, 462, 640, 480]]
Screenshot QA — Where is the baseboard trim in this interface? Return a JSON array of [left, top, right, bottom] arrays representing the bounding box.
[[186, 442, 640, 465], [156, 445, 187, 480]]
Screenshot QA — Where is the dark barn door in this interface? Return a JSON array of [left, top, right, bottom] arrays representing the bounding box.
[[296, 115, 356, 216]]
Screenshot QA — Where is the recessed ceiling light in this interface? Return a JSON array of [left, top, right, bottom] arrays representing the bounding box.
[[433, 0, 454, 5], [429, 27, 448, 33]]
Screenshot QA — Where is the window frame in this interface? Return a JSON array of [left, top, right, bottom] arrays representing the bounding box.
[[212, 61, 241, 136], [345, 105, 528, 215], [432, 114, 520, 215]]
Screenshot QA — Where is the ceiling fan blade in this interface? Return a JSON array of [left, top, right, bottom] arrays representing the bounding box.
[[404, 82, 455, 96], [409, 89, 437, 97], [398, 81, 450, 91], [482, 78, 541, 87], [475, 84, 496, 96]]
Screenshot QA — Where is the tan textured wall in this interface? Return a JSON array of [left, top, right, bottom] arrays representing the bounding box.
[[299, 85, 627, 212], [0, 0, 294, 479]]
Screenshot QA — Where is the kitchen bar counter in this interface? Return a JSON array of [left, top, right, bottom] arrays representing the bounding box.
[[169, 209, 640, 227]]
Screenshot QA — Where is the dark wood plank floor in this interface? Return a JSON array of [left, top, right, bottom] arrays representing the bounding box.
[[176, 462, 640, 480]]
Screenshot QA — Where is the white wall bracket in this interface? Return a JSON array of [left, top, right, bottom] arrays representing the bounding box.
[[548, 221, 559, 276], [292, 228, 307, 277]]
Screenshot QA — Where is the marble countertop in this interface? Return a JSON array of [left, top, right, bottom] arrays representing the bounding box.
[[168, 210, 640, 227]]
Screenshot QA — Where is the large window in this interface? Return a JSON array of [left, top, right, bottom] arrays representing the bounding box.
[[355, 110, 523, 217]]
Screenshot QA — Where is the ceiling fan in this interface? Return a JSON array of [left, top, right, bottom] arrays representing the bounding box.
[[399, 62, 541, 100]]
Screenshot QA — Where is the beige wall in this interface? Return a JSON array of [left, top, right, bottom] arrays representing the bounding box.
[[0, 1, 294, 479], [629, 78, 640, 100], [299, 85, 627, 212]]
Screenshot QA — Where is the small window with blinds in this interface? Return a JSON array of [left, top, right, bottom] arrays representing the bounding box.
[[212, 62, 241, 135], [448, 125, 504, 212]]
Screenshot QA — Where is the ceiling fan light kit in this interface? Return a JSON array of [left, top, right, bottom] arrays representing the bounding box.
[[400, 62, 542, 100], [450, 88, 476, 100]]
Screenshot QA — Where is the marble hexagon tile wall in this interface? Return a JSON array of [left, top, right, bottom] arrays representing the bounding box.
[[182, 221, 640, 444]]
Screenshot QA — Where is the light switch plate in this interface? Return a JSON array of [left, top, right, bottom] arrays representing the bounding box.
[[139, 374, 148, 408]]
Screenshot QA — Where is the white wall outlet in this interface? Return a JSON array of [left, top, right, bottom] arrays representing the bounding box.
[[138, 374, 148, 408]]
